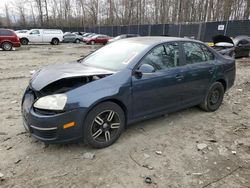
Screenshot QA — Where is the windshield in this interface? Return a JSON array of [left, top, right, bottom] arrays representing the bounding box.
[[82, 41, 148, 71]]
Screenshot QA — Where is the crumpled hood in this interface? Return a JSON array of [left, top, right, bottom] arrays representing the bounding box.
[[212, 35, 234, 45], [30, 62, 114, 91]]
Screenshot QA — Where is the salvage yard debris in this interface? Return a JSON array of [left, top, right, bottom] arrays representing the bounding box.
[[197, 143, 208, 151], [81, 152, 95, 160], [0, 173, 4, 181]]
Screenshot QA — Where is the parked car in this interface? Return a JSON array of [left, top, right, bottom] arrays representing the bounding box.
[[17, 29, 63, 45], [82, 33, 96, 43], [21, 37, 235, 148], [85, 34, 111, 45], [63, 33, 83, 43], [0, 29, 21, 51], [15, 30, 29, 34], [108, 34, 140, 43], [212, 35, 250, 58], [72, 32, 85, 36]]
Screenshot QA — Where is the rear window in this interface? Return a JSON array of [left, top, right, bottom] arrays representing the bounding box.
[[0, 30, 14, 36]]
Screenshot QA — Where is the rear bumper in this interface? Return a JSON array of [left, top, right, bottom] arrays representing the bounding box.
[[13, 42, 21, 47]]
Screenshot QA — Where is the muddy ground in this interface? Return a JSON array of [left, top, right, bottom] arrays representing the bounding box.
[[0, 43, 249, 188]]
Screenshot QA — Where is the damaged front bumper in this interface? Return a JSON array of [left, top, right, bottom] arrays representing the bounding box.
[[21, 88, 87, 144]]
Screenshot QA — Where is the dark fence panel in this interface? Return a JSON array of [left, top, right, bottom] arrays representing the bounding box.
[[168, 24, 180, 37], [139, 25, 149, 36], [226, 20, 250, 37], [163, 24, 169, 36], [129, 25, 138, 35], [180, 23, 200, 39], [99, 26, 106, 35], [203, 21, 227, 42], [120, 26, 128, 34], [6, 20, 250, 41], [112, 26, 119, 37], [106, 26, 113, 36], [150, 24, 164, 36]]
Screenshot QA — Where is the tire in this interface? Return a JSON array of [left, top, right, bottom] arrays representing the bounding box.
[[20, 38, 28, 45], [75, 39, 80, 43], [51, 38, 59, 45], [91, 41, 95, 45], [84, 102, 125, 148], [200, 82, 225, 112], [2, 42, 13, 51]]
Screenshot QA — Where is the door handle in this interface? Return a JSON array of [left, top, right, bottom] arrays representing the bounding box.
[[208, 69, 215, 74], [176, 74, 184, 81]]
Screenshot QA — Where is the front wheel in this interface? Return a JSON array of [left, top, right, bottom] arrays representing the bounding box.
[[84, 102, 125, 148], [200, 82, 224, 112], [90, 41, 95, 45], [2, 42, 13, 51]]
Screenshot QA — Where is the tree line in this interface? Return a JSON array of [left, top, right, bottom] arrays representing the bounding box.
[[1, 0, 250, 28]]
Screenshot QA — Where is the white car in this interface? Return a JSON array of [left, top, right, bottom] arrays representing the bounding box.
[[17, 29, 63, 45]]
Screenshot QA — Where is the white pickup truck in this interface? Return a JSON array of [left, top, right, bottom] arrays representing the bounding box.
[[17, 29, 64, 45]]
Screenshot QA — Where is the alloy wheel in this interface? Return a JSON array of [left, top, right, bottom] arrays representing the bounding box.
[[91, 110, 120, 143], [3, 42, 12, 51]]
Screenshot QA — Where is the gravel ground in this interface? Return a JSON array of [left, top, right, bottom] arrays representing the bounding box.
[[0, 44, 249, 188]]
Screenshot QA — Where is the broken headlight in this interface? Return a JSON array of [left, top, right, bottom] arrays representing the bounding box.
[[34, 94, 67, 111]]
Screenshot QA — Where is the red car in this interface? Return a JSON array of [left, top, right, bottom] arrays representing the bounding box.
[[86, 35, 111, 45], [0, 29, 21, 51]]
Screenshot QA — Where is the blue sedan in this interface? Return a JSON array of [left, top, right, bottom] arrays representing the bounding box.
[[21, 37, 235, 148]]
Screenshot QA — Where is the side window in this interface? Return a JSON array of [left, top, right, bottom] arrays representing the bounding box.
[[183, 42, 207, 64], [30, 30, 40, 35], [201, 45, 214, 61], [163, 43, 180, 68], [140, 43, 180, 71], [0, 30, 13, 36]]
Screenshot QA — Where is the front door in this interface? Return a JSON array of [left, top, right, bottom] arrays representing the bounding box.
[[28, 30, 42, 42], [132, 42, 188, 119]]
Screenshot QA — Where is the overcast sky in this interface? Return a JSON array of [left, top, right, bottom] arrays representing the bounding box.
[[0, 0, 13, 14]]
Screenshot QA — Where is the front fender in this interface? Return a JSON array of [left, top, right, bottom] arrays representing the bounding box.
[[65, 69, 132, 110]]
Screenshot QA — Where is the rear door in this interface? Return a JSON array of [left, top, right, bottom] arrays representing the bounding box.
[[132, 42, 189, 118], [181, 42, 216, 105]]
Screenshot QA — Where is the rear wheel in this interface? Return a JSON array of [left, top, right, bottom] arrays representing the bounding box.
[[75, 39, 80, 43], [91, 41, 95, 45], [200, 82, 224, 112], [2, 42, 13, 51], [20, 38, 28, 45], [84, 102, 125, 148], [51, 38, 59, 45]]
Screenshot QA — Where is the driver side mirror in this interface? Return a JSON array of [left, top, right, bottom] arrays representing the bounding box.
[[134, 64, 155, 79]]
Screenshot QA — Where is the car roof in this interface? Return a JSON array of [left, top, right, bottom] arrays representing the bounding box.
[[123, 36, 197, 45], [0, 28, 14, 31]]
